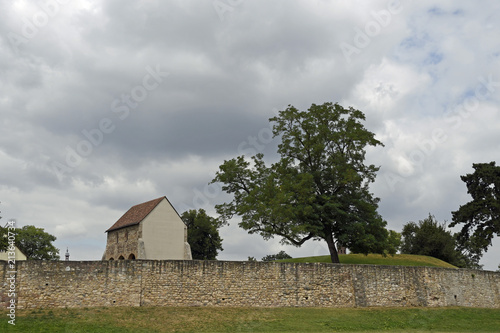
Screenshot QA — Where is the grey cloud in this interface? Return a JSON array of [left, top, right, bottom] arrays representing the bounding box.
[[1, 1, 500, 269]]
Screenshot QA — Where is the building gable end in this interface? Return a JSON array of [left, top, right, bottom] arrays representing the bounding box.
[[105, 197, 165, 232]]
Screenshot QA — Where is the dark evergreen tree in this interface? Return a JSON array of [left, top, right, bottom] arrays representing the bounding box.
[[451, 162, 500, 260], [401, 214, 478, 268], [181, 209, 225, 260]]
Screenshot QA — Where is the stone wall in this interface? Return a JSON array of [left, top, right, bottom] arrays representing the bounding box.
[[104, 225, 141, 260], [1, 260, 499, 309]]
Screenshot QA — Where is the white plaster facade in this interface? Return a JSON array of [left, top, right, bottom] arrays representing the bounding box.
[[0, 245, 27, 261]]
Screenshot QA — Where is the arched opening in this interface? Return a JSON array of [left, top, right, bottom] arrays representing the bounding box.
[[118, 255, 125, 260], [128, 253, 136, 260], [109, 257, 114, 261]]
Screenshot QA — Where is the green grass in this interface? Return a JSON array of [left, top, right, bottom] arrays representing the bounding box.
[[278, 253, 457, 268], [1, 306, 499, 332]]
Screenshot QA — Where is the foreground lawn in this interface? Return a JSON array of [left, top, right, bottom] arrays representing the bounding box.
[[279, 253, 457, 268], [1, 306, 499, 332]]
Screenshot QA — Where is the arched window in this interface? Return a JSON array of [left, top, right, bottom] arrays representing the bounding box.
[[128, 253, 135, 260], [118, 255, 125, 260], [109, 257, 114, 260]]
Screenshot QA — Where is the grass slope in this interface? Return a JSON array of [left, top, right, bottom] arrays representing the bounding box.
[[2, 307, 499, 332], [278, 253, 457, 268]]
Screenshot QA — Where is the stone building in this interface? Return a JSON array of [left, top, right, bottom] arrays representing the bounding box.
[[103, 196, 192, 260]]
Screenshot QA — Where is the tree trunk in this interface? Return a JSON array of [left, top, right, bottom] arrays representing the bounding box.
[[325, 231, 340, 263]]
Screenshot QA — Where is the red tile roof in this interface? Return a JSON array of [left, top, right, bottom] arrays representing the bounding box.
[[105, 197, 165, 232]]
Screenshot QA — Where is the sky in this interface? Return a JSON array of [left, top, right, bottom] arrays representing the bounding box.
[[1, 0, 499, 270]]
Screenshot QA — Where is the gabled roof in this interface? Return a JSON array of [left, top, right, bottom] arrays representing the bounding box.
[[105, 197, 165, 232]]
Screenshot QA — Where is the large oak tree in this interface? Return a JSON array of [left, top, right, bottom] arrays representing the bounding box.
[[211, 102, 391, 263]]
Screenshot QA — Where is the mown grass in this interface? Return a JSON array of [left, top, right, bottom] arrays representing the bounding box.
[[278, 253, 457, 268], [1, 306, 499, 332]]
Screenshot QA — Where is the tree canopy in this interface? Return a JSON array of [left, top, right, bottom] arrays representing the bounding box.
[[0, 210, 6, 251], [261, 250, 292, 261], [181, 209, 225, 260], [450, 162, 500, 259], [400, 214, 470, 268], [211, 102, 391, 263], [0, 225, 60, 260]]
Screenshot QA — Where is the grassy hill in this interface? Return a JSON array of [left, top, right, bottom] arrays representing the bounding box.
[[278, 253, 457, 268]]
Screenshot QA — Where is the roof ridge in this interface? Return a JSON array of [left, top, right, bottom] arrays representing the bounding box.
[[105, 196, 165, 232]]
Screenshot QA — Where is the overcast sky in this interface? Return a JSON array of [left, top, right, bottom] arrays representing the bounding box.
[[1, 0, 499, 270]]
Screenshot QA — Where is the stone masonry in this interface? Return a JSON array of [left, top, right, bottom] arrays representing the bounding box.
[[1, 260, 499, 309], [105, 224, 141, 260]]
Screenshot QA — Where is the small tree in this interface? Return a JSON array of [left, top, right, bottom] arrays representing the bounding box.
[[0, 207, 6, 251], [181, 209, 225, 260], [400, 214, 474, 268], [386, 230, 402, 255], [0, 232, 7, 252], [261, 250, 292, 261], [13, 225, 60, 260]]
